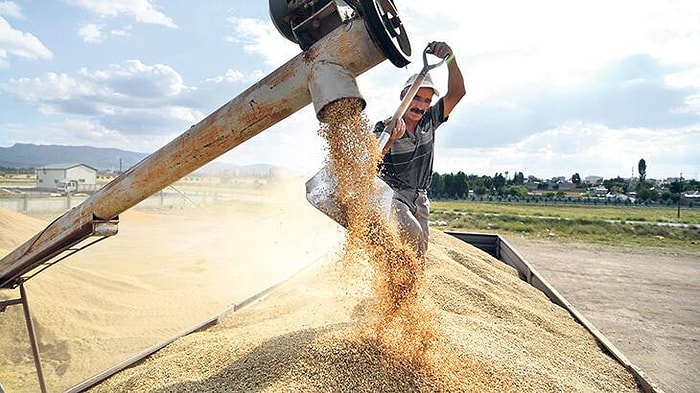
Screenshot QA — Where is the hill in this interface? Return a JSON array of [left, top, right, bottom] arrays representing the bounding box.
[[0, 143, 280, 175], [0, 143, 148, 171]]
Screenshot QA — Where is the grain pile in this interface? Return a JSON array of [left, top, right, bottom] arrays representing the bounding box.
[[88, 99, 642, 392], [88, 231, 641, 392], [0, 194, 342, 392]]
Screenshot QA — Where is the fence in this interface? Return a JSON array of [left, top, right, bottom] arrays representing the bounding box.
[[433, 194, 697, 208], [0, 189, 221, 216]]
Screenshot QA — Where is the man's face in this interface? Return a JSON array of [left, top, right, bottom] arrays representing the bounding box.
[[405, 87, 434, 121]]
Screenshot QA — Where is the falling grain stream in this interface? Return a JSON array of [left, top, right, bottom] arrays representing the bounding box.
[[314, 98, 506, 391]]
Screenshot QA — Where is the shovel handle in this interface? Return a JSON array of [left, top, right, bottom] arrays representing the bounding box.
[[377, 45, 448, 152], [377, 130, 392, 151]]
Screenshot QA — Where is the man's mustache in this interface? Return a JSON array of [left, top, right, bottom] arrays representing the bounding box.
[[409, 108, 425, 115]]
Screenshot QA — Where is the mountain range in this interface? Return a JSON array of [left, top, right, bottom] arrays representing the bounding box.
[[0, 143, 148, 171], [0, 143, 276, 175]]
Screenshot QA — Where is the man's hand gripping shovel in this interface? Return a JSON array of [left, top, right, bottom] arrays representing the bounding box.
[[305, 45, 448, 227]]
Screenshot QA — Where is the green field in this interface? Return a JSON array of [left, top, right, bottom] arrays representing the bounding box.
[[431, 200, 700, 250]]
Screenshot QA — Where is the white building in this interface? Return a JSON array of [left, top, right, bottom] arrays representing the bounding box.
[[36, 163, 98, 192], [585, 175, 604, 185]]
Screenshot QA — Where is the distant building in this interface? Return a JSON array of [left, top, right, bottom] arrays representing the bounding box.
[[556, 181, 576, 191], [585, 175, 604, 185], [36, 163, 98, 192], [586, 186, 608, 197], [685, 190, 700, 200]]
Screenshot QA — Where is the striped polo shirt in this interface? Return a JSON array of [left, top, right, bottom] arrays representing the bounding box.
[[374, 98, 447, 190]]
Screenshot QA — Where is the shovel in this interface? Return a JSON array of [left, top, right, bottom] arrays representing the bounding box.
[[305, 45, 448, 227]]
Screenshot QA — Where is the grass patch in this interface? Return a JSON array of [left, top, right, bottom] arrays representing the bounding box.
[[431, 200, 700, 250]]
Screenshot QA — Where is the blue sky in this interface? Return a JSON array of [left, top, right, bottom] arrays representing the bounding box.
[[1, 0, 698, 180]]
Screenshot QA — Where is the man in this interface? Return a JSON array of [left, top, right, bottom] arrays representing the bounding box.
[[375, 41, 465, 259]]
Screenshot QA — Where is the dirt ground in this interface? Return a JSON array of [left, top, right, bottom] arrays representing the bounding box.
[[504, 236, 700, 393]]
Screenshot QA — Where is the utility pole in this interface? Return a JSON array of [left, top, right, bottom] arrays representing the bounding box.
[[677, 172, 682, 219]]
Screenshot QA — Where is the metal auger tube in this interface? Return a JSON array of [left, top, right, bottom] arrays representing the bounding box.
[[0, 16, 387, 289]]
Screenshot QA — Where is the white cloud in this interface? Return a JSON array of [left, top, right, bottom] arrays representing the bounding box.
[[81, 59, 187, 97], [676, 94, 700, 115], [110, 25, 132, 37], [61, 118, 127, 142], [2, 1, 698, 180], [0, 1, 22, 19], [436, 122, 700, 180], [217, 106, 326, 175], [78, 23, 104, 43], [71, 0, 177, 28], [0, 16, 53, 66], [78, 23, 133, 43], [225, 17, 298, 68], [204, 69, 267, 86], [3, 72, 94, 100], [396, 0, 700, 103], [206, 69, 245, 84], [2, 60, 202, 146], [0, 119, 133, 150], [666, 68, 700, 90]]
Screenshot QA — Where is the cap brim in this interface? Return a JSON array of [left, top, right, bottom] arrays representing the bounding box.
[[420, 84, 439, 97], [403, 84, 440, 97]]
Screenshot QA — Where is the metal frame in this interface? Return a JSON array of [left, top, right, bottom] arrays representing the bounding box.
[[0, 218, 118, 392], [445, 231, 663, 393], [0, 281, 47, 393]]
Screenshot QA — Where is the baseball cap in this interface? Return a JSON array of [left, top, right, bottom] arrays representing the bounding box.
[[402, 73, 440, 97]]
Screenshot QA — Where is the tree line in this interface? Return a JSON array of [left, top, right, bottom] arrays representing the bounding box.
[[428, 167, 698, 204]]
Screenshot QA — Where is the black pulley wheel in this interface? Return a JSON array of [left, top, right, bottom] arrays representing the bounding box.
[[360, 0, 411, 67], [269, 0, 298, 44]]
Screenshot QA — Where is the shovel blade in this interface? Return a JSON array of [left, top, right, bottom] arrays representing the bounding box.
[[305, 165, 394, 228]]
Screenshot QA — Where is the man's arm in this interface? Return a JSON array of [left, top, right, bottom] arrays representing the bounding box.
[[428, 41, 466, 118]]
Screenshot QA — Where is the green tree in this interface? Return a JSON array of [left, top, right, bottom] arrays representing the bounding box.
[[443, 173, 455, 197], [507, 185, 529, 197], [527, 175, 541, 183], [454, 171, 468, 197], [603, 177, 627, 193], [638, 158, 647, 182], [636, 184, 659, 202], [480, 175, 493, 195], [572, 173, 581, 185], [429, 172, 445, 197], [513, 171, 525, 185], [669, 178, 684, 194], [492, 173, 506, 194]]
